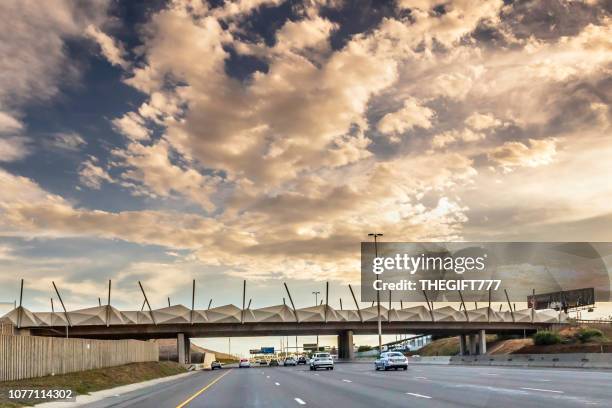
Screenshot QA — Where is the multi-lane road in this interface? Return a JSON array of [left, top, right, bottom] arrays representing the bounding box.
[[81, 363, 611, 407]]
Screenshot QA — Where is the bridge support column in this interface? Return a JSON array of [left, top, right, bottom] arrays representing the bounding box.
[[177, 333, 191, 364], [468, 334, 477, 355], [459, 334, 467, 356], [338, 330, 354, 360], [479, 329, 486, 355]]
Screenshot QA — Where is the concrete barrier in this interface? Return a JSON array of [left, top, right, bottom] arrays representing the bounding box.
[[409, 356, 452, 365], [203, 352, 216, 370], [407, 353, 612, 369]]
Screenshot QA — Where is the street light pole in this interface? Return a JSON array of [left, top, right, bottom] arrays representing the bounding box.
[[368, 232, 383, 353], [313, 291, 321, 351], [312, 291, 320, 306]]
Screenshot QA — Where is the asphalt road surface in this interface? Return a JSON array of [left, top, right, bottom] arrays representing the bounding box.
[[81, 363, 612, 407]]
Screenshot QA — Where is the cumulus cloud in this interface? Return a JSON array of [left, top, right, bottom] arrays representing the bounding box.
[[465, 112, 502, 130], [431, 128, 485, 149], [79, 157, 112, 189], [488, 138, 557, 171], [0, 0, 109, 108], [377, 98, 434, 142], [0, 137, 29, 162], [112, 113, 150, 141]]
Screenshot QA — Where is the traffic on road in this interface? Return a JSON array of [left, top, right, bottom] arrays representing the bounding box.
[[79, 361, 612, 408]]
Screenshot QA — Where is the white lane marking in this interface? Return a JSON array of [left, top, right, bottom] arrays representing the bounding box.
[[406, 392, 432, 399], [295, 397, 306, 405], [342, 379, 352, 383], [415, 376, 428, 380], [314, 373, 319, 376], [520, 387, 564, 394], [266, 375, 270, 379], [537, 379, 552, 382], [275, 382, 280, 386], [482, 373, 498, 376]]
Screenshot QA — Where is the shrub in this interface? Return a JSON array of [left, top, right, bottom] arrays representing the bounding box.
[[357, 345, 373, 352], [533, 330, 562, 345], [577, 328, 604, 343]]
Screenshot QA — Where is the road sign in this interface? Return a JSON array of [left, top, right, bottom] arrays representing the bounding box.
[[249, 349, 261, 354], [527, 288, 595, 311], [260, 347, 275, 354]]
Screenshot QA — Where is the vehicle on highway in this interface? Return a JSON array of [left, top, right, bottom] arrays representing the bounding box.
[[297, 355, 307, 365], [239, 358, 251, 368], [310, 352, 334, 370], [211, 361, 222, 370], [284, 357, 297, 366], [375, 352, 408, 371], [259, 359, 268, 365], [269, 358, 280, 366]]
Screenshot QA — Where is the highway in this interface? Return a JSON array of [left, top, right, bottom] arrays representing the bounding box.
[[81, 363, 612, 407]]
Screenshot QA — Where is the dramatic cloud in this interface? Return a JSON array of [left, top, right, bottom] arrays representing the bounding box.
[[1, 0, 611, 305]]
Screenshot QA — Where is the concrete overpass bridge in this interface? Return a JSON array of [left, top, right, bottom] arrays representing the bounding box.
[[1, 279, 568, 362], [2, 302, 566, 362]]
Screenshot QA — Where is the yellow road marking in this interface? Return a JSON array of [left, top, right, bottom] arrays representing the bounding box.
[[176, 369, 233, 408]]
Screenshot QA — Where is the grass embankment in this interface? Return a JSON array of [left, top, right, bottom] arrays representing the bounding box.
[[415, 325, 612, 356], [0, 361, 186, 408], [416, 335, 498, 356], [515, 325, 612, 354]]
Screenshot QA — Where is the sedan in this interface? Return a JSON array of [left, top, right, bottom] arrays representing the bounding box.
[[375, 352, 408, 371]]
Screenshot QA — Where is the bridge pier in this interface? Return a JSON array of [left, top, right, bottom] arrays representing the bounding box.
[[468, 334, 477, 355], [338, 330, 354, 360], [177, 333, 191, 364], [459, 334, 467, 355], [479, 329, 487, 355]]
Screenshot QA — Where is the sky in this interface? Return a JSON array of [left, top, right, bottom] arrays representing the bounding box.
[[0, 0, 611, 355]]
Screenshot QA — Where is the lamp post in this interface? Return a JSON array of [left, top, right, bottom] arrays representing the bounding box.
[[312, 291, 320, 306], [368, 232, 383, 353], [313, 291, 321, 351]]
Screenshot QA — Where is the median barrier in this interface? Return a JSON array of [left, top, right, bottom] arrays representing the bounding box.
[[446, 353, 612, 369], [408, 356, 452, 365]]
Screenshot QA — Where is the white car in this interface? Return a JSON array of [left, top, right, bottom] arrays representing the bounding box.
[[375, 352, 408, 371], [309, 352, 334, 371], [239, 358, 251, 368]]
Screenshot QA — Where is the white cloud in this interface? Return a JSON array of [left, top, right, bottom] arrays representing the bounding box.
[[465, 112, 502, 130], [431, 128, 485, 149], [112, 112, 150, 141], [85, 24, 127, 68], [0, 112, 23, 134], [488, 138, 557, 171], [0, 136, 29, 162], [377, 98, 434, 142], [79, 157, 112, 189]]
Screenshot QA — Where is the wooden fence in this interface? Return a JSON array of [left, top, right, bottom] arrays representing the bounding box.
[[0, 335, 159, 381]]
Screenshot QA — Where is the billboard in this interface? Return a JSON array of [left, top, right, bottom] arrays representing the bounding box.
[[527, 288, 595, 311]]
